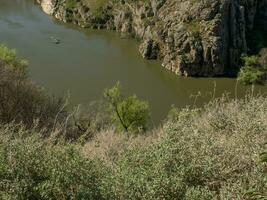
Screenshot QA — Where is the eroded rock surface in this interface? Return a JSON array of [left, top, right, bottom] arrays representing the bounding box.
[[35, 0, 267, 77]]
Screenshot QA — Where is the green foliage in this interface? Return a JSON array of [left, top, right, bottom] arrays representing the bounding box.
[[102, 141, 188, 199], [1, 45, 267, 199], [185, 187, 214, 200], [1, 95, 267, 199], [238, 55, 266, 85], [238, 66, 264, 85], [0, 44, 28, 72], [0, 131, 106, 200], [104, 82, 150, 133]]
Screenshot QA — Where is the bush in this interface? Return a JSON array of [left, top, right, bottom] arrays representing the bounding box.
[[104, 82, 150, 133], [0, 44, 28, 72], [238, 55, 266, 84], [0, 62, 66, 130], [1, 95, 267, 199], [0, 45, 66, 131], [0, 128, 106, 200], [100, 95, 267, 199]]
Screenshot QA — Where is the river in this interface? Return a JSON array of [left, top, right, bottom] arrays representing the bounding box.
[[0, 0, 266, 124]]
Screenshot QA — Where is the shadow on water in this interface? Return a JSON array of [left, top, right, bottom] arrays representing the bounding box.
[[0, 0, 267, 124]]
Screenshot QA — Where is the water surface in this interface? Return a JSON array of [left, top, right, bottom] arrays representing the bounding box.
[[1, 0, 266, 123]]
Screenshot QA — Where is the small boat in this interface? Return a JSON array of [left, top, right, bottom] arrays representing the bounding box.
[[49, 36, 60, 44]]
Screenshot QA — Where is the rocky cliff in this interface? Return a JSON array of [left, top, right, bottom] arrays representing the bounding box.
[[35, 0, 267, 77]]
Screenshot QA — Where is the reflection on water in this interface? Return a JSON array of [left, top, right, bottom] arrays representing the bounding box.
[[0, 0, 266, 124]]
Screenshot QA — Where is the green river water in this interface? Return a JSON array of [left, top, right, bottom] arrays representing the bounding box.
[[1, 0, 267, 124]]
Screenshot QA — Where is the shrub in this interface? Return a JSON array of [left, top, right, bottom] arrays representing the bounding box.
[[238, 66, 265, 85], [100, 95, 267, 199], [102, 139, 188, 200], [0, 45, 66, 131], [104, 82, 150, 133], [0, 44, 28, 72], [0, 62, 66, 130], [1, 95, 267, 199], [238, 55, 266, 84], [0, 128, 106, 200]]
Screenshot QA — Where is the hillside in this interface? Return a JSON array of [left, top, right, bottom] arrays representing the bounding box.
[[0, 44, 266, 199], [36, 0, 267, 76]]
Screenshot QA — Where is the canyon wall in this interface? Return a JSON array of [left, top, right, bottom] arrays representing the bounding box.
[[35, 0, 267, 76]]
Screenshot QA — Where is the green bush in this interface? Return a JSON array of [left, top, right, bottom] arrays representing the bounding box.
[[0, 44, 28, 72], [1, 95, 267, 199], [238, 66, 265, 85], [104, 82, 150, 133], [102, 139, 195, 200], [0, 129, 106, 200], [238, 55, 266, 84], [102, 95, 267, 199]]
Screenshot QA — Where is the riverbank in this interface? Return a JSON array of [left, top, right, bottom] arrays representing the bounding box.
[[36, 0, 267, 77], [0, 43, 267, 199]]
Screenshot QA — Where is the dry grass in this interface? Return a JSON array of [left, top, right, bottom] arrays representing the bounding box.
[[82, 127, 164, 164], [0, 93, 266, 199], [81, 94, 267, 199]]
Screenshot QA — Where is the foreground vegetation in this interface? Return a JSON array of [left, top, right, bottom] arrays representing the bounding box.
[[0, 45, 266, 199]]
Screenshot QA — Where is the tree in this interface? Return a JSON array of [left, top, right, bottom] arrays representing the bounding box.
[[104, 82, 150, 133]]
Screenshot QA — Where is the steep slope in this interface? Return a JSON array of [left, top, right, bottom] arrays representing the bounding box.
[[35, 0, 267, 76]]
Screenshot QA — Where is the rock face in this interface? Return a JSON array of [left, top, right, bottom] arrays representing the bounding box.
[[36, 0, 57, 15], [35, 0, 267, 77], [139, 39, 159, 60]]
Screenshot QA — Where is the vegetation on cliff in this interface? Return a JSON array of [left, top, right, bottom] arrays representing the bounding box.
[[0, 44, 266, 199]]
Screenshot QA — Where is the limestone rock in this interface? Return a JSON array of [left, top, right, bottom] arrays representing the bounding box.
[[36, 0, 57, 15]]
